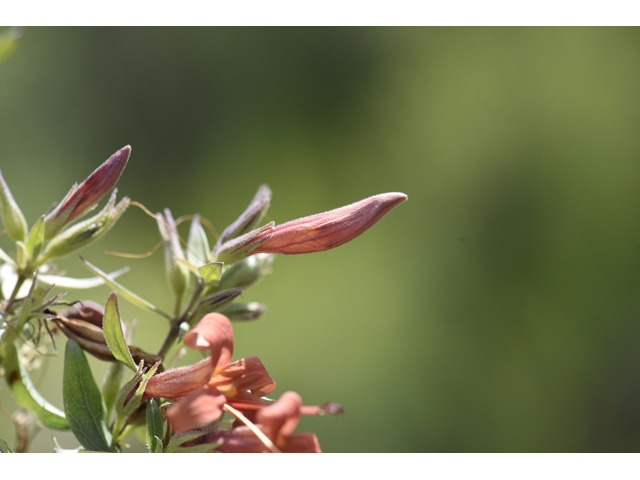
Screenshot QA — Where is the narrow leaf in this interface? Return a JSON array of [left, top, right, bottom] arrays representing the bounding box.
[[0, 341, 68, 430], [80, 257, 169, 319], [102, 292, 137, 371], [197, 262, 223, 284], [63, 339, 115, 452], [146, 399, 164, 453], [39, 266, 129, 289]]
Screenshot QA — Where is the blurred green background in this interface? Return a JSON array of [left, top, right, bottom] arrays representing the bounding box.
[[1, 27, 640, 452]]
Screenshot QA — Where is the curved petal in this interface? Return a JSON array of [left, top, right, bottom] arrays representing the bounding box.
[[184, 313, 234, 372], [256, 391, 302, 439], [143, 357, 214, 401], [166, 384, 226, 433], [209, 356, 276, 398]]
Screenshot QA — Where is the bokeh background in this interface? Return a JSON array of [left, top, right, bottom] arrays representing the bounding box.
[[1, 27, 640, 452]]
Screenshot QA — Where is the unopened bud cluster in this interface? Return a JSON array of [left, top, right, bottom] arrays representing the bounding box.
[[0, 144, 406, 453]]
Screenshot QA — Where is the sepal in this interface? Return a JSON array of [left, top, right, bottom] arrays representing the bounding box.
[[215, 184, 271, 248], [0, 170, 27, 242], [214, 222, 274, 264]]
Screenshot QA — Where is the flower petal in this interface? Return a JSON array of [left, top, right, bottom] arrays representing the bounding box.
[[166, 385, 226, 433], [184, 313, 234, 372], [209, 356, 276, 399], [256, 391, 302, 439], [143, 357, 214, 401]]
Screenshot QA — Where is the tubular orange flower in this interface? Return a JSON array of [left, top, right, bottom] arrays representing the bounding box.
[[206, 392, 322, 453], [142, 313, 275, 432], [248, 192, 407, 255]]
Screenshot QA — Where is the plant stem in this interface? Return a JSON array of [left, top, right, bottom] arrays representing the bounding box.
[[156, 279, 204, 359]]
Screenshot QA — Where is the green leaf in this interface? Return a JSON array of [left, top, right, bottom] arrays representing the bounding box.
[[25, 215, 45, 262], [187, 214, 211, 267], [145, 399, 164, 453], [63, 339, 115, 452], [197, 262, 223, 284], [0, 437, 11, 453], [38, 266, 129, 289], [102, 292, 137, 371], [0, 340, 69, 430], [80, 257, 169, 319]]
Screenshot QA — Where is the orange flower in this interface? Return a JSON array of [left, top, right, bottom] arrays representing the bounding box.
[[143, 313, 275, 432], [249, 192, 407, 255], [207, 392, 322, 453]]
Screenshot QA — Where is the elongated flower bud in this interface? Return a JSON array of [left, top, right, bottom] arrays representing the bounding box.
[[55, 307, 161, 366], [44, 146, 130, 239], [249, 192, 407, 255]]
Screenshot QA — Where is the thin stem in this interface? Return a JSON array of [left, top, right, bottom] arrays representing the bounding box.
[[156, 279, 205, 359], [4, 274, 26, 312]]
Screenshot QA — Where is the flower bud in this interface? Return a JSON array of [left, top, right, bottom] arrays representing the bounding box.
[[54, 314, 115, 362], [250, 192, 408, 255], [157, 209, 190, 302], [224, 302, 266, 321], [44, 146, 130, 239], [54, 307, 161, 366], [38, 191, 129, 262], [63, 300, 106, 329], [188, 288, 243, 326], [0, 170, 28, 242], [216, 253, 274, 291]]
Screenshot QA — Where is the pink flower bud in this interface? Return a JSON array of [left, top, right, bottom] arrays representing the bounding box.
[[249, 192, 407, 255], [45, 146, 130, 238]]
